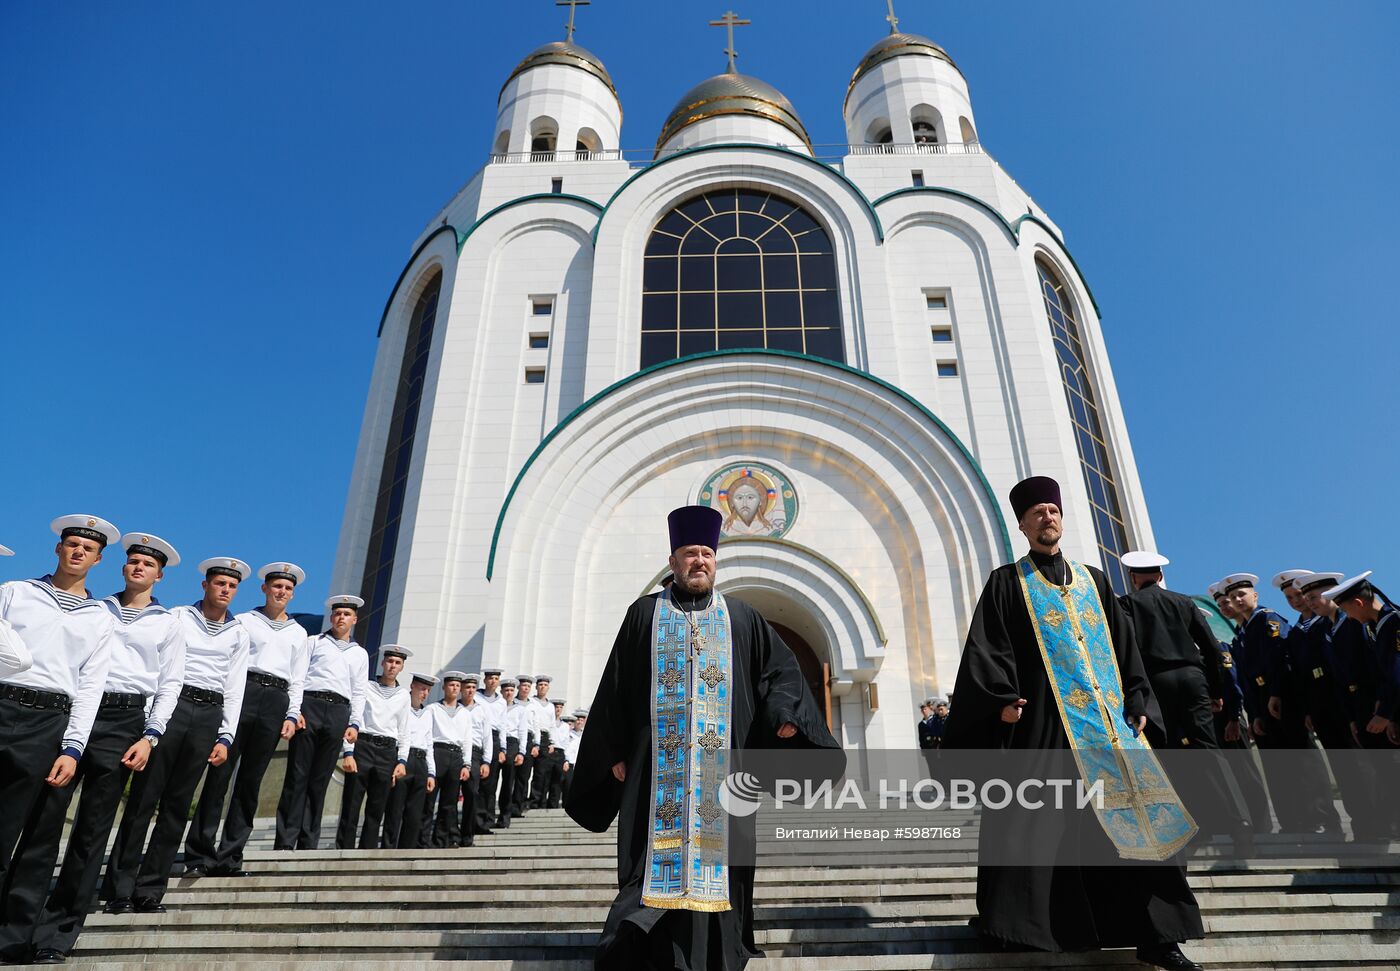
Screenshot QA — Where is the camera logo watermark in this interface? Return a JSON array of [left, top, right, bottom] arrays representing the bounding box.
[[719, 771, 765, 817]]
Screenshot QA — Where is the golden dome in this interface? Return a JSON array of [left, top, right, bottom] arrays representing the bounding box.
[[656, 69, 811, 155], [502, 41, 619, 104], [845, 32, 960, 106]]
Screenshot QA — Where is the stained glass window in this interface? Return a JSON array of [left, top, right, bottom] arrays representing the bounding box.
[[640, 188, 844, 367], [357, 273, 441, 658], [1036, 258, 1130, 594]]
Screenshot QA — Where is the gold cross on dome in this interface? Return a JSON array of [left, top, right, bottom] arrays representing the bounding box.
[[556, 0, 590, 43], [885, 0, 900, 34], [709, 10, 751, 73]]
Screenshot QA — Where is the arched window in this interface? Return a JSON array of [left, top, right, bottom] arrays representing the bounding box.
[[959, 117, 977, 144], [529, 117, 557, 159], [1036, 257, 1130, 593], [492, 130, 511, 157], [575, 127, 601, 158], [911, 104, 943, 146], [357, 272, 442, 656], [640, 188, 843, 367]]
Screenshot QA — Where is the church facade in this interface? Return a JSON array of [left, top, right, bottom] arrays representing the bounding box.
[[328, 19, 1155, 751]]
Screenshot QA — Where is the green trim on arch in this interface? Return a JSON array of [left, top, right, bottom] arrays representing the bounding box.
[[374, 194, 604, 337], [872, 185, 1018, 242], [375, 225, 458, 338], [871, 186, 1102, 319], [641, 537, 890, 649], [486, 348, 1013, 580], [590, 143, 885, 245], [1012, 213, 1102, 317]]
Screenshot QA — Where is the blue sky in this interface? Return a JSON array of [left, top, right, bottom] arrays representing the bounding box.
[[2, 1, 1397, 616]]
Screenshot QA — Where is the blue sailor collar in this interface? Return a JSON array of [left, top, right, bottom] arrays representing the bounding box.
[[191, 600, 233, 624], [103, 593, 167, 620], [33, 574, 94, 601]]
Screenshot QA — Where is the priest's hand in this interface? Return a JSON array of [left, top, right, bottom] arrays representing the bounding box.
[[1267, 696, 1283, 720], [342, 755, 358, 774], [1366, 715, 1390, 735], [1224, 719, 1241, 743], [611, 761, 626, 782], [1251, 718, 1266, 738], [1130, 714, 1147, 736], [777, 723, 797, 739], [46, 755, 78, 787], [1211, 698, 1224, 714], [1000, 699, 1027, 723]]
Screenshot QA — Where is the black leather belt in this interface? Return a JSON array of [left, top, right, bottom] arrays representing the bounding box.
[[305, 689, 349, 705], [0, 683, 72, 712], [248, 671, 290, 691], [181, 685, 224, 705], [101, 691, 146, 709], [433, 741, 463, 753], [361, 732, 395, 748], [409, 747, 428, 759]]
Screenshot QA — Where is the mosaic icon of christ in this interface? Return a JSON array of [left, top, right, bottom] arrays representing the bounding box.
[[720, 473, 786, 536]]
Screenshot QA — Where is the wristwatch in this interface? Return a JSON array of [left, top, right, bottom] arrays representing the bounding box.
[[143, 733, 160, 748]]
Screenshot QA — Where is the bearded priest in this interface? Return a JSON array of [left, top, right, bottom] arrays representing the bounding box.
[[567, 504, 842, 971]]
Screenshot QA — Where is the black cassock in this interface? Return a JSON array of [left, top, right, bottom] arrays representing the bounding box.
[[942, 550, 1203, 952], [567, 592, 842, 971]]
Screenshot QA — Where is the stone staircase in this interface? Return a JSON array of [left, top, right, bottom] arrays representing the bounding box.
[[54, 810, 1400, 969]]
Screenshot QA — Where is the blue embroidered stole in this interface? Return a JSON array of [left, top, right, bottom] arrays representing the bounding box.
[[642, 592, 733, 911], [1016, 557, 1197, 861]]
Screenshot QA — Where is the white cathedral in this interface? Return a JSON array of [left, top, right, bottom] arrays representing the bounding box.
[[328, 11, 1156, 752]]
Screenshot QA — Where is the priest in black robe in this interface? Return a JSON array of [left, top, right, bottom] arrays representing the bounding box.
[[942, 476, 1205, 971], [567, 505, 842, 971]]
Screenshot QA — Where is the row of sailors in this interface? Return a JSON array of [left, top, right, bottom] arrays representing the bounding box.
[[0, 516, 584, 966], [341, 666, 588, 854], [1204, 568, 1400, 839]]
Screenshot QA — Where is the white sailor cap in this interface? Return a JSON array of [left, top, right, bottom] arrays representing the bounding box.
[[515, 673, 534, 684], [379, 644, 413, 661], [562, 714, 578, 723], [1295, 572, 1343, 595], [1220, 573, 1258, 594], [441, 669, 468, 683], [573, 708, 588, 717], [51, 514, 121, 549], [325, 594, 365, 611], [500, 677, 519, 688], [463, 672, 481, 685], [410, 672, 439, 686], [535, 674, 552, 684], [1121, 550, 1170, 572], [0, 544, 13, 556], [121, 532, 181, 568], [1207, 581, 1224, 599], [482, 666, 504, 677], [258, 562, 306, 585], [1322, 571, 1374, 603], [198, 557, 252, 581], [552, 697, 566, 706], [1271, 569, 1313, 590]]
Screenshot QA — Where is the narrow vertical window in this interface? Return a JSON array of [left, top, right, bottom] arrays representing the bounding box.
[[1036, 257, 1130, 592], [358, 273, 442, 656]]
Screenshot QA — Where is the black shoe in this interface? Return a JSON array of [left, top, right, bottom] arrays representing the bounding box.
[[1136, 943, 1203, 970], [462, 836, 475, 848], [103, 898, 134, 915], [495, 816, 510, 828], [132, 897, 166, 914], [182, 863, 207, 876], [32, 948, 68, 965]]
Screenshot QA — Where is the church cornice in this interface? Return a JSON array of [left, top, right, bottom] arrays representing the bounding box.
[[486, 348, 1014, 581]]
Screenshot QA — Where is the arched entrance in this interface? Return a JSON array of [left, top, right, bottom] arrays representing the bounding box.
[[770, 621, 831, 730]]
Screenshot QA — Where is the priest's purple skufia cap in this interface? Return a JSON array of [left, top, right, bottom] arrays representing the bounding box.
[[668, 505, 723, 553], [1009, 476, 1062, 520]]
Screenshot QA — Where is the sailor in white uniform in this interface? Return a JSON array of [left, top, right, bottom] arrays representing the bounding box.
[[103, 556, 252, 913], [383, 673, 437, 849], [336, 645, 412, 849], [425, 671, 476, 847], [274, 594, 367, 850], [0, 516, 121, 964]]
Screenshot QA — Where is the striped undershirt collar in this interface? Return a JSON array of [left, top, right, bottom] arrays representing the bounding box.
[[38, 575, 92, 612]]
